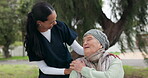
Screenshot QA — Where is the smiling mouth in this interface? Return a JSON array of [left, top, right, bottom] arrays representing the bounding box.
[[84, 47, 89, 49]]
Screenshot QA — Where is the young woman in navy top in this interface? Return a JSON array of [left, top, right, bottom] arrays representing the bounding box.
[[24, 2, 83, 78]]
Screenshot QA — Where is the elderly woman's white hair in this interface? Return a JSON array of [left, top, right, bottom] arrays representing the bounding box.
[[83, 29, 110, 50]]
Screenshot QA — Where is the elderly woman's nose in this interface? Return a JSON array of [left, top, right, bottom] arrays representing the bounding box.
[[83, 41, 87, 47], [83, 41, 87, 45]]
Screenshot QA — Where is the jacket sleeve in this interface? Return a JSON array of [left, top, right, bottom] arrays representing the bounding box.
[[69, 70, 78, 78], [80, 58, 124, 78], [36, 60, 65, 75]]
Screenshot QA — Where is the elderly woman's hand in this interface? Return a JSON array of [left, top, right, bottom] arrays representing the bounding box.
[[70, 60, 86, 72]]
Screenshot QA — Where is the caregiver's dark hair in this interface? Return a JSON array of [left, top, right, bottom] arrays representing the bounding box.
[[24, 2, 55, 58]]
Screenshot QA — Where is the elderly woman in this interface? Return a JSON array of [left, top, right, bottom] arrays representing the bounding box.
[[70, 29, 124, 78]]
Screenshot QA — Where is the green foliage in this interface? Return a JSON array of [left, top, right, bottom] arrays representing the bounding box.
[[16, 0, 34, 41], [45, 0, 103, 44], [110, 0, 148, 52], [0, 0, 22, 57], [0, 65, 38, 78], [0, 0, 19, 45], [0, 0, 34, 58], [0, 0, 147, 57], [46, 0, 148, 53], [11, 41, 23, 47], [17, 0, 34, 22]]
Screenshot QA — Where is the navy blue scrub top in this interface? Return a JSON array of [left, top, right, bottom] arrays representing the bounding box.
[[27, 21, 77, 78]]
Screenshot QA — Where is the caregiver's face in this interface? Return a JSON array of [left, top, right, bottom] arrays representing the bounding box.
[[83, 34, 102, 57]]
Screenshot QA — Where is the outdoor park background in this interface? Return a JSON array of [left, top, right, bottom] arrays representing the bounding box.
[[0, 0, 148, 78]]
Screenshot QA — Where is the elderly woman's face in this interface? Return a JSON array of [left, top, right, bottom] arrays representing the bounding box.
[[83, 34, 102, 57]]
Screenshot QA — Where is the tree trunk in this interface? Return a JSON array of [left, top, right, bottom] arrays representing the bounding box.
[[104, 20, 124, 47], [21, 20, 26, 57], [3, 45, 11, 58]]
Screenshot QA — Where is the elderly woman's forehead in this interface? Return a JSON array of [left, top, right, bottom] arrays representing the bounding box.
[[83, 34, 94, 39]]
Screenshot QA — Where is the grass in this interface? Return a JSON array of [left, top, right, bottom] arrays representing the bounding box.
[[123, 65, 148, 78], [0, 64, 38, 78], [0, 64, 148, 78], [0, 56, 28, 61]]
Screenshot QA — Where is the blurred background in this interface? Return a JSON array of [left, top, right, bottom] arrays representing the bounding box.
[[0, 0, 148, 78]]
